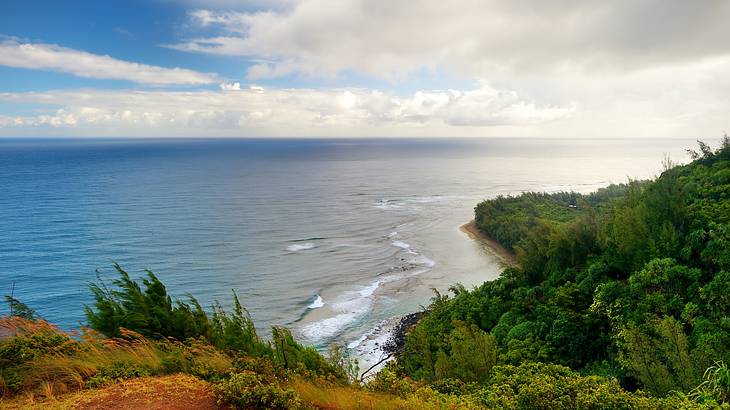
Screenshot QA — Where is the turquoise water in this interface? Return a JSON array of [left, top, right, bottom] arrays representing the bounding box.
[[0, 137, 693, 367]]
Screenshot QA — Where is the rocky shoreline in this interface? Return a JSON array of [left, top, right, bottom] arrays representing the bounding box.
[[381, 311, 426, 355]]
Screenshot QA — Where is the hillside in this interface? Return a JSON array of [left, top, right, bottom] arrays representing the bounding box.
[[395, 139, 730, 407]]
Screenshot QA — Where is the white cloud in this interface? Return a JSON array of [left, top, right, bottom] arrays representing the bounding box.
[[4, 52, 729, 139], [168, 0, 730, 80], [160, 0, 298, 12], [0, 39, 219, 85], [0, 82, 573, 136], [220, 81, 241, 90]]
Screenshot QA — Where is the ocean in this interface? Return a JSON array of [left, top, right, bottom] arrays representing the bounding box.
[[0, 137, 694, 370]]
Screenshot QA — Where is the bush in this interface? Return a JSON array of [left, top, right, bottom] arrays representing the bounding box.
[[366, 366, 421, 397], [213, 371, 306, 409], [85, 361, 149, 388], [0, 318, 78, 393]]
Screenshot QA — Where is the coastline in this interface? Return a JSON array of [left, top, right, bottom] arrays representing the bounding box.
[[363, 221, 518, 376], [459, 219, 519, 268]]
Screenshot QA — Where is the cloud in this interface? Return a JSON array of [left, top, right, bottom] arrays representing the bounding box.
[[0, 82, 573, 136], [220, 81, 241, 90], [160, 0, 298, 12], [0, 39, 219, 85], [168, 0, 730, 80], [3, 50, 728, 139]]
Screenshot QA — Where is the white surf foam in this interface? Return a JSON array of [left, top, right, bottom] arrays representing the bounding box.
[[391, 240, 411, 249], [347, 334, 368, 349], [300, 280, 382, 341], [308, 294, 325, 309], [414, 255, 436, 267], [374, 199, 405, 210], [359, 281, 380, 297], [349, 318, 401, 379], [301, 312, 360, 340], [286, 242, 315, 252]]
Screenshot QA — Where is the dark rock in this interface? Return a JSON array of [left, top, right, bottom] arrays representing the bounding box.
[[382, 311, 426, 355]]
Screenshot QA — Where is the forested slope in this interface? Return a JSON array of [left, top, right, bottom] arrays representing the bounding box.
[[395, 139, 730, 407]]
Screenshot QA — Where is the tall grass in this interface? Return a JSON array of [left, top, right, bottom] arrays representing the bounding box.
[[0, 317, 232, 399]]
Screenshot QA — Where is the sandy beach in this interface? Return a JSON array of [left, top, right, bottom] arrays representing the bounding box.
[[460, 220, 519, 268]]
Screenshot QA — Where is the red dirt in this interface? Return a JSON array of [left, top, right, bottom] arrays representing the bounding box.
[[74, 374, 222, 410]]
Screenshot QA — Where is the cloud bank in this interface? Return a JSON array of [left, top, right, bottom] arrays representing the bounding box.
[[169, 0, 730, 80], [0, 82, 574, 136]]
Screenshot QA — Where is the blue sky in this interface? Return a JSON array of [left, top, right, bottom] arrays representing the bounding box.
[[0, 0, 728, 137], [2, 1, 268, 91], [1, 0, 469, 93]]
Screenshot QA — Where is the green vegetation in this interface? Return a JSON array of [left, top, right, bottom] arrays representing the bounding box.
[[396, 138, 730, 408], [212, 371, 305, 409], [3, 139, 730, 408], [0, 269, 351, 407]]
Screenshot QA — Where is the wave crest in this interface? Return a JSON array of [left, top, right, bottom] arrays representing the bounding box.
[[308, 294, 325, 309], [287, 242, 315, 252]]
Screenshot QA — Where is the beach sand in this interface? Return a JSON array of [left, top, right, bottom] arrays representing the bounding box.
[[460, 220, 519, 268]]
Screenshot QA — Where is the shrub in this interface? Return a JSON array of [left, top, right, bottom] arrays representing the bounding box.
[[367, 366, 421, 397], [0, 318, 78, 393], [85, 361, 149, 388], [213, 371, 306, 409]]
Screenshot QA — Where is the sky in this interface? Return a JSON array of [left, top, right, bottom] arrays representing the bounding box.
[[0, 0, 728, 138]]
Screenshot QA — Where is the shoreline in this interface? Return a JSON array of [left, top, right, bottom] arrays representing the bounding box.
[[459, 219, 519, 268], [364, 221, 518, 376]]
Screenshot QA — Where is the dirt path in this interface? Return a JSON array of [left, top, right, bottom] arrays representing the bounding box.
[[3, 374, 222, 410]]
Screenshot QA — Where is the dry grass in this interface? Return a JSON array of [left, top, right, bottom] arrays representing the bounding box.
[[290, 378, 406, 410], [24, 330, 159, 392], [0, 318, 232, 401], [1, 318, 460, 409]]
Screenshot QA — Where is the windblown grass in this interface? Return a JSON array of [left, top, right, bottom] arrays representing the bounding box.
[[0, 317, 231, 401], [290, 378, 396, 409]]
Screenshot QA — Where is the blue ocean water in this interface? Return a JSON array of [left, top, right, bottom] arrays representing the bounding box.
[[0, 137, 693, 367]]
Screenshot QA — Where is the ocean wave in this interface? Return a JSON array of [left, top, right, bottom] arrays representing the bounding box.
[[300, 280, 381, 342], [301, 312, 361, 340], [374, 195, 459, 210], [391, 239, 435, 267], [412, 255, 436, 267], [374, 199, 404, 210], [291, 237, 327, 242], [348, 319, 401, 378], [308, 294, 325, 309], [286, 242, 315, 252], [347, 334, 368, 349], [359, 281, 380, 297], [391, 240, 411, 249]]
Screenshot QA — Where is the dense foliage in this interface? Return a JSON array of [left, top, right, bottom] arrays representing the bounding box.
[[84, 263, 348, 380], [396, 139, 730, 407]]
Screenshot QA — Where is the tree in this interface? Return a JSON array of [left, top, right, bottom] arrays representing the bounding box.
[[619, 317, 702, 396], [4, 295, 37, 321]]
